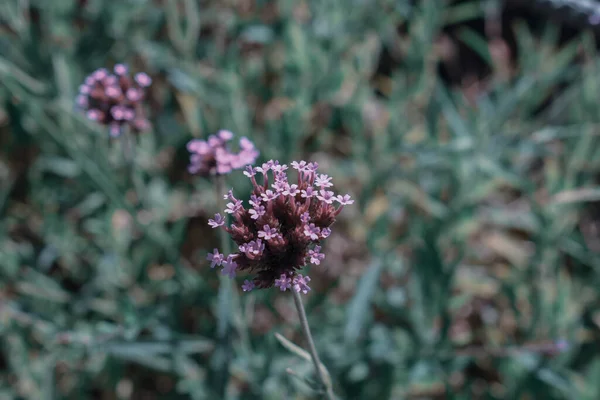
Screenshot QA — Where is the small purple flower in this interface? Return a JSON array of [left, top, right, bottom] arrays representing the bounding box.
[[86, 109, 102, 121], [79, 84, 91, 94], [271, 161, 288, 173], [239, 137, 254, 150], [188, 140, 210, 154], [208, 213, 226, 228], [187, 132, 258, 177], [248, 240, 265, 256], [224, 189, 237, 202], [225, 200, 243, 214], [135, 72, 152, 87], [104, 74, 118, 84], [308, 246, 325, 265], [126, 88, 143, 101], [272, 181, 286, 192], [221, 255, 238, 278], [256, 161, 273, 174], [122, 108, 135, 121], [300, 212, 311, 224], [275, 174, 288, 189], [258, 225, 279, 240], [249, 205, 266, 220], [317, 189, 335, 204], [216, 160, 233, 175], [111, 106, 126, 120], [242, 280, 255, 292], [315, 174, 333, 188], [301, 186, 316, 198], [240, 151, 259, 165], [304, 223, 321, 240], [274, 274, 292, 291], [207, 249, 224, 268], [336, 194, 354, 205], [244, 165, 257, 177], [321, 227, 331, 238], [218, 129, 234, 141], [114, 63, 128, 75], [272, 180, 287, 193], [103, 75, 118, 86], [293, 275, 311, 294], [240, 240, 264, 258], [92, 68, 108, 80], [207, 135, 221, 147], [291, 161, 307, 171], [283, 184, 299, 196], [261, 190, 279, 202], [249, 195, 262, 208], [106, 85, 122, 98]]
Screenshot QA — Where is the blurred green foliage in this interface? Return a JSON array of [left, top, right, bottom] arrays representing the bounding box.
[[1, 0, 600, 399]]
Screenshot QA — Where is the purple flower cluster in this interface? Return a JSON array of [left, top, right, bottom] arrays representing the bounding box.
[[207, 160, 353, 293], [77, 64, 152, 137], [187, 130, 259, 176]]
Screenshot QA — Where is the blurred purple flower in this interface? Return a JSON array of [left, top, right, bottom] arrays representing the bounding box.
[[207, 249, 224, 268], [293, 274, 311, 294], [187, 130, 259, 177], [249, 205, 266, 220], [242, 279, 255, 292], [308, 246, 325, 265], [274, 274, 293, 291], [208, 213, 225, 228], [77, 64, 152, 137], [221, 255, 238, 278]]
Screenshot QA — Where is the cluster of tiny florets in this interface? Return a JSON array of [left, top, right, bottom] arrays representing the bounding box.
[[77, 64, 152, 137], [207, 160, 353, 293], [187, 130, 259, 176]]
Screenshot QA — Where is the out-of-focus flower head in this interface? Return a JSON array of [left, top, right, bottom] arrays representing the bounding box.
[[77, 64, 152, 137], [206, 160, 353, 293], [187, 130, 259, 176]]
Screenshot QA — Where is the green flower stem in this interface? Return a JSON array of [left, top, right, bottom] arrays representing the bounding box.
[[121, 129, 144, 205], [291, 289, 336, 400]]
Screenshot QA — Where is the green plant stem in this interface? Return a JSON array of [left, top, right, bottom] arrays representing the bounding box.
[[291, 289, 336, 400], [120, 130, 135, 175], [121, 130, 146, 205]]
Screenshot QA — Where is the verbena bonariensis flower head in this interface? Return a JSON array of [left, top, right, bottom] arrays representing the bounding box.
[[187, 130, 259, 176], [77, 64, 152, 137], [206, 160, 353, 293]]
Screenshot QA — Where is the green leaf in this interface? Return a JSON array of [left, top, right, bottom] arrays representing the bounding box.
[[344, 258, 384, 343]]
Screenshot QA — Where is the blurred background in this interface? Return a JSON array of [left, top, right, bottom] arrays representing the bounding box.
[[2, 0, 600, 398]]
